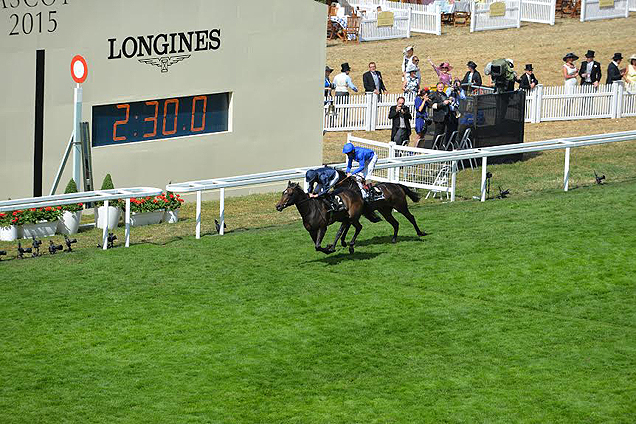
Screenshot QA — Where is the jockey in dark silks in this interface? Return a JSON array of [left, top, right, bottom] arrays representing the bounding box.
[[306, 166, 340, 210]]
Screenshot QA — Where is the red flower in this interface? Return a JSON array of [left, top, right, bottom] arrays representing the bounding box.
[[57, 206, 62, 210], [12, 211, 18, 216], [17, 210, 22, 213], [169, 194, 174, 198], [30, 208, 36, 212], [0, 213, 5, 218], [45, 206, 52, 211], [178, 198, 184, 202], [12, 218, 18, 223]]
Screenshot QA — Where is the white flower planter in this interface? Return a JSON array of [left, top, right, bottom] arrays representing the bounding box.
[[57, 210, 82, 235], [96, 206, 121, 230], [130, 210, 164, 227], [0, 225, 18, 241], [22, 221, 58, 239], [163, 209, 180, 224]]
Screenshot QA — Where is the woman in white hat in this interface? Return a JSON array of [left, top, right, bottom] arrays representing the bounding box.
[[402, 45, 415, 80], [403, 63, 420, 98], [625, 54, 636, 84]]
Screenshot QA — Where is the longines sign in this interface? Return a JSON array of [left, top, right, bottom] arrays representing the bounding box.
[[108, 29, 221, 73]]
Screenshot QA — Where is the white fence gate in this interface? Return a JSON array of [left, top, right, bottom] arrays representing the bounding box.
[[580, 0, 630, 21], [520, 0, 556, 24], [359, 9, 412, 41], [630, 0, 636, 11], [347, 134, 454, 197], [471, 0, 522, 32], [351, 0, 442, 35]]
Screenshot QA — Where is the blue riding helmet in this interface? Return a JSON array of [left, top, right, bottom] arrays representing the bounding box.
[[342, 143, 355, 154], [305, 169, 318, 182]]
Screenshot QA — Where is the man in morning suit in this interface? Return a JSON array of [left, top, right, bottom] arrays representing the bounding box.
[[579, 50, 602, 87], [606, 53, 624, 85], [518, 64, 538, 90], [362, 62, 387, 97]]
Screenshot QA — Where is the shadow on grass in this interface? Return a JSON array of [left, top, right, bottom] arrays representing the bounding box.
[[354, 234, 426, 247], [305, 251, 382, 265]]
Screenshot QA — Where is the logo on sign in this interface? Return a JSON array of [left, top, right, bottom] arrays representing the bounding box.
[[107, 29, 221, 73]]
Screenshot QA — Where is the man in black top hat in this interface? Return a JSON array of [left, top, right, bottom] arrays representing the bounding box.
[[579, 50, 602, 87], [606, 53, 624, 85], [518, 64, 538, 90], [461, 61, 482, 92]]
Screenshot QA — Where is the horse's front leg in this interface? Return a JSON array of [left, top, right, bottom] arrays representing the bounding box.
[[326, 221, 348, 253], [314, 226, 331, 254]]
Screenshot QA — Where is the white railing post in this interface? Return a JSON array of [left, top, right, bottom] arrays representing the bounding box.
[[450, 161, 457, 202], [125, 198, 131, 247], [535, 84, 543, 123], [365, 93, 373, 131], [219, 187, 225, 236], [550, 0, 556, 25], [470, 2, 476, 32], [516, 0, 521, 28], [480, 156, 488, 202], [580, 0, 586, 21], [371, 93, 379, 131], [610, 81, 620, 119], [564, 147, 571, 191], [196, 190, 202, 239], [102, 199, 109, 250], [407, 7, 412, 38], [388, 141, 396, 181], [615, 81, 625, 118]]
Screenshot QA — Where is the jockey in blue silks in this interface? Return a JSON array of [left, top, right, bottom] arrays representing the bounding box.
[[306, 166, 340, 198], [343, 142, 378, 179], [343, 142, 378, 198]]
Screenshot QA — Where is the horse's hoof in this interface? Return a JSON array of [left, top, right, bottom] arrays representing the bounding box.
[[391, 237, 397, 244], [349, 246, 355, 254], [341, 241, 347, 247], [418, 231, 427, 237], [326, 244, 334, 250]]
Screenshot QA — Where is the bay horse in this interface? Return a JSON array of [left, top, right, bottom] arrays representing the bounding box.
[[335, 170, 426, 244], [275, 181, 366, 254]]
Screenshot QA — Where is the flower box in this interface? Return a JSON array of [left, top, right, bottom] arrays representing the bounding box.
[[58, 210, 82, 235], [130, 210, 164, 227], [96, 206, 121, 230], [22, 220, 58, 239], [0, 225, 18, 241], [163, 209, 180, 224]]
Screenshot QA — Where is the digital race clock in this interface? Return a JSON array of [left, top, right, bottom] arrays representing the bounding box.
[[91, 92, 229, 147]]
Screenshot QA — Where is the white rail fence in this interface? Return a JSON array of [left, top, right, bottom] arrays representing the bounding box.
[[580, 0, 630, 21], [324, 82, 636, 131], [351, 0, 442, 35], [471, 0, 522, 32], [520, 0, 556, 24], [360, 9, 412, 41], [166, 131, 636, 238], [0, 187, 163, 249], [630, 0, 636, 12]]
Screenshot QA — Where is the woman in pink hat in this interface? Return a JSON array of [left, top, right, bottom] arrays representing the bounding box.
[[428, 58, 453, 86]]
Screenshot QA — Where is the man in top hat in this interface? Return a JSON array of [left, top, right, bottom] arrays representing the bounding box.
[[518, 64, 538, 90], [579, 50, 602, 87], [606, 53, 625, 85], [333, 62, 358, 98], [362, 61, 387, 97], [461, 61, 482, 92]]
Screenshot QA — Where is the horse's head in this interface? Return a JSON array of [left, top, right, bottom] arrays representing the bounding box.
[[276, 181, 303, 211]]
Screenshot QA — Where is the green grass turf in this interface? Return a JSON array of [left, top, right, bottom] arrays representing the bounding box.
[[1, 181, 635, 423]]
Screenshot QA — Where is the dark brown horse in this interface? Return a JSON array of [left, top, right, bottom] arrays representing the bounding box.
[[336, 170, 426, 244], [275, 181, 366, 254]]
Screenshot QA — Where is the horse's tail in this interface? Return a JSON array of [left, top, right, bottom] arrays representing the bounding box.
[[399, 184, 421, 203], [363, 208, 382, 223]]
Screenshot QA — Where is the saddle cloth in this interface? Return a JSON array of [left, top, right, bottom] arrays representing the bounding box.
[[331, 194, 347, 212], [367, 186, 385, 202]]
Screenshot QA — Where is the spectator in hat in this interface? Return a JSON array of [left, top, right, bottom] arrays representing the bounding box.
[[607, 53, 625, 85], [411, 56, 422, 85], [518, 64, 538, 90], [428, 58, 453, 86], [579, 50, 602, 87], [403, 63, 420, 98], [333, 62, 358, 99], [325, 66, 335, 98], [402, 45, 415, 80], [461, 61, 482, 92], [362, 61, 387, 97], [562, 53, 579, 93], [625, 54, 636, 84]]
